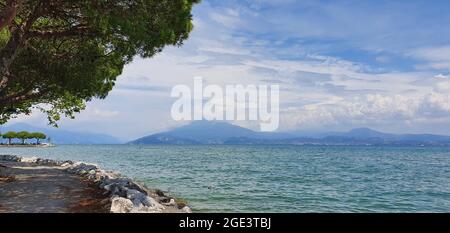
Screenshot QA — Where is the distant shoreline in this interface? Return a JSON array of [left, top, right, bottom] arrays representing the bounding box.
[[0, 144, 54, 148]]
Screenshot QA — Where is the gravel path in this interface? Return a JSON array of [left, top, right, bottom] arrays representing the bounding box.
[[0, 161, 110, 213]]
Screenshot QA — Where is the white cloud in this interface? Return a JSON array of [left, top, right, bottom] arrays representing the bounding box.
[[208, 10, 243, 28], [410, 46, 450, 62], [9, 1, 450, 138], [280, 91, 450, 131], [409, 45, 450, 71], [80, 107, 119, 119]]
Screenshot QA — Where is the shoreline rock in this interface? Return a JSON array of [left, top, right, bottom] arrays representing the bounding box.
[[0, 154, 192, 213]]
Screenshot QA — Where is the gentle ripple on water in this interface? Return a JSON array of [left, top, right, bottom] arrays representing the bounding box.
[[1, 144, 450, 212]]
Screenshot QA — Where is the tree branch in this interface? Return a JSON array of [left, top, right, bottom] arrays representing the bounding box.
[[28, 25, 93, 39], [0, 88, 49, 106], [0, 1, 46, 91], [0, 71, 14, 90]]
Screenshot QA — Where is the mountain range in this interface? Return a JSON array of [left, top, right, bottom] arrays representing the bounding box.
[[3, 121, 450, 146], [129, 121, 450, 146], [0, 123, 121, 144]]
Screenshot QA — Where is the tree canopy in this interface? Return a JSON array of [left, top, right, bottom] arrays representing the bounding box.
[[16, 130, 29, 143], [0, 0, 199, 125], [0, 130, 46, 144], [2, 130, 16, 144]]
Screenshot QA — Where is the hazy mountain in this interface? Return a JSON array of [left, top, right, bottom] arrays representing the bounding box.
[[129, 121, 292, 144], [321, 128, 450, 142], [167, 121, 258, 142], [329, 128, 396, 139], [130, 122, 450, 146], [0, 123, 121, 144], [130, 133, 200, 145]]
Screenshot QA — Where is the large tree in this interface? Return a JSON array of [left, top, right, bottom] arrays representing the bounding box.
[[16, 130, 29, 144], [0, 0, 199, 125], [2, 130, 16, 144]]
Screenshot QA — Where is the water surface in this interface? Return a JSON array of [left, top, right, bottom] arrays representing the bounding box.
[[1, 145, 450, 212]]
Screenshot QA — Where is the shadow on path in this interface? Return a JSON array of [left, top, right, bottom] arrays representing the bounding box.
[[0, 161, 110, 213]]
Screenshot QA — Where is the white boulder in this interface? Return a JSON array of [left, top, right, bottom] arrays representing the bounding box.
[[182, 206, 193, 213], [110, 197, 134, 213], [21, 156, 39, 163]]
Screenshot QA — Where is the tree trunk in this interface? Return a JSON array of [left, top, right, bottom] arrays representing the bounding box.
[[0, 28, 26, 90], [0, 0, 23, 31], [0, 1, 43, 92], [0, 0, 24, 88]]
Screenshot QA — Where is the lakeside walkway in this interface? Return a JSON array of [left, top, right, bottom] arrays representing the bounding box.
[[0, 161, 110, 213]]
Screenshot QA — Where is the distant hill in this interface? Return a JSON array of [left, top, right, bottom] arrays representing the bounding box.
[[321, 128, 450, 142], [325, 128, 396, 139], [0, 123, 121, 144], [130, 133, 200, 145], [166, 121, 259, 142], [129, 121, 292, 145], [129, 122, 450, 146]]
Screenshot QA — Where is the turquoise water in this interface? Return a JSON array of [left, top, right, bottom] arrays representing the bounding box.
[[1, 145, 450, 212]]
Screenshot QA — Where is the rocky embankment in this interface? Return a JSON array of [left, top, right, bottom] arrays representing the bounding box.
[[0, 154, 192, 213]]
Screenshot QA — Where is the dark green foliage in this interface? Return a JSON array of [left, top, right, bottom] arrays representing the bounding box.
[[0, 130, 46, 144], [30, 131, 46, 143], [16, 130, 29, 144], [2, 130, 16, 144], [0, 0, 200, 125]]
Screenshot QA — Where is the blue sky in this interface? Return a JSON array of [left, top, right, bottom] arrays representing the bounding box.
[[8, 0, 450, 140]]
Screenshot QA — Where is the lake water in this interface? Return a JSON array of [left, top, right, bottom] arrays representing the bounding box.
[[1, 145, 450, 212]]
